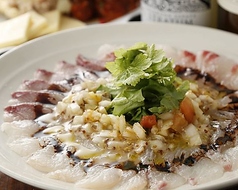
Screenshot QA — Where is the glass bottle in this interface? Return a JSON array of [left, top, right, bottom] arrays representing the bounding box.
[[141, 0, 217, 27]]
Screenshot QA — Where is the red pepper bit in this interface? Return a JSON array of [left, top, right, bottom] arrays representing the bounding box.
[[140, 115, 157, 128]]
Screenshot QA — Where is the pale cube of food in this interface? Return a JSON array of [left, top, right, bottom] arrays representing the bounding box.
[[56, 0, 71, 13], [27, 10, 47, 38], [33, 10, 61, 38], [0, 0, 58, 18], [59, 16, 86, 31], [0, 13, 30, 48], [0, 0, 19, 18]]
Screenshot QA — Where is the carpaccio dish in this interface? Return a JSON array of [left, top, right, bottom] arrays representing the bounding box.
[[1, 43, 238, 190]]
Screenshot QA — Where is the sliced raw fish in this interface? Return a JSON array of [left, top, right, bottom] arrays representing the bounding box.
[[1, 120, 40, 139], [19, 80, 52, 91], [10, 90, 65, 105], [19, 79, 71, 92], [223, 63, 238, 90], [195, 52, 238, 90], [54, 61, 80, 76], [76, 54, 108, 71], [8, 137, 41, 157], [96, 44, 117, 62], [112, 170, 137, 190], [223, 146, 238, 170], [34, 69, 56, 81], [160, 45, 238, 90], [27, 145, 73, 173], [175, 158, 224, 185], [148, 170, 186, 190], [155, 45, 179, 63], [50, 61, 104, 81], [156, 44, 196, 69], [75, 165, 123, 189], [113, 170, 147, 190], [75, 44, 117, 72], [34, 69, 70, 83], [47, 164, 86, 183], [195, 51, 218, 72], [3, 102, 54, 122], [206, 151, 232, 172]]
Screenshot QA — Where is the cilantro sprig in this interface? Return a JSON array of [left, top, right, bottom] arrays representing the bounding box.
[[104, 43, 189, 123]]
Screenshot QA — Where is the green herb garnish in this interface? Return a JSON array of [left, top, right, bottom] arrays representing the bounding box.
[[104, 42, 189, 123]]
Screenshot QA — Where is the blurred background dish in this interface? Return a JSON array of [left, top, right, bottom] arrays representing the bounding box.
[[0, 0, 141, 51], [0, 0, 140, 23], [217, 0, 238, 34], [0, 1, 237, 55]]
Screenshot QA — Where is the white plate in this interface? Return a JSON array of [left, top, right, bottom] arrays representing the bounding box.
[[0, 22, 238, 190]]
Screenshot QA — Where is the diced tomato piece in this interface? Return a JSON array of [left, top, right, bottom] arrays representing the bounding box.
[[172, 111, 188, 132], [140, 115, 157, 128]]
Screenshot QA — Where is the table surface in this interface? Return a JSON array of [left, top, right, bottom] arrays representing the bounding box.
[[0, 172, 42, 190]]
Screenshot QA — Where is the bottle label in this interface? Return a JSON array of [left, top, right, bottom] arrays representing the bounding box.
[[141, 0, 212, 26]]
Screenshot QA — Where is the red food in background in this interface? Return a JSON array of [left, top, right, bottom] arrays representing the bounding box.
[[95, 0, 127, 23], [70, 0, 96, 21], [70, 0, 140, 22]]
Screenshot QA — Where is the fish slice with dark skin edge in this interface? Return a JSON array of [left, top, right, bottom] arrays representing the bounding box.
[[4, 103, 54, 122], [10, 90, 65, 105]]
